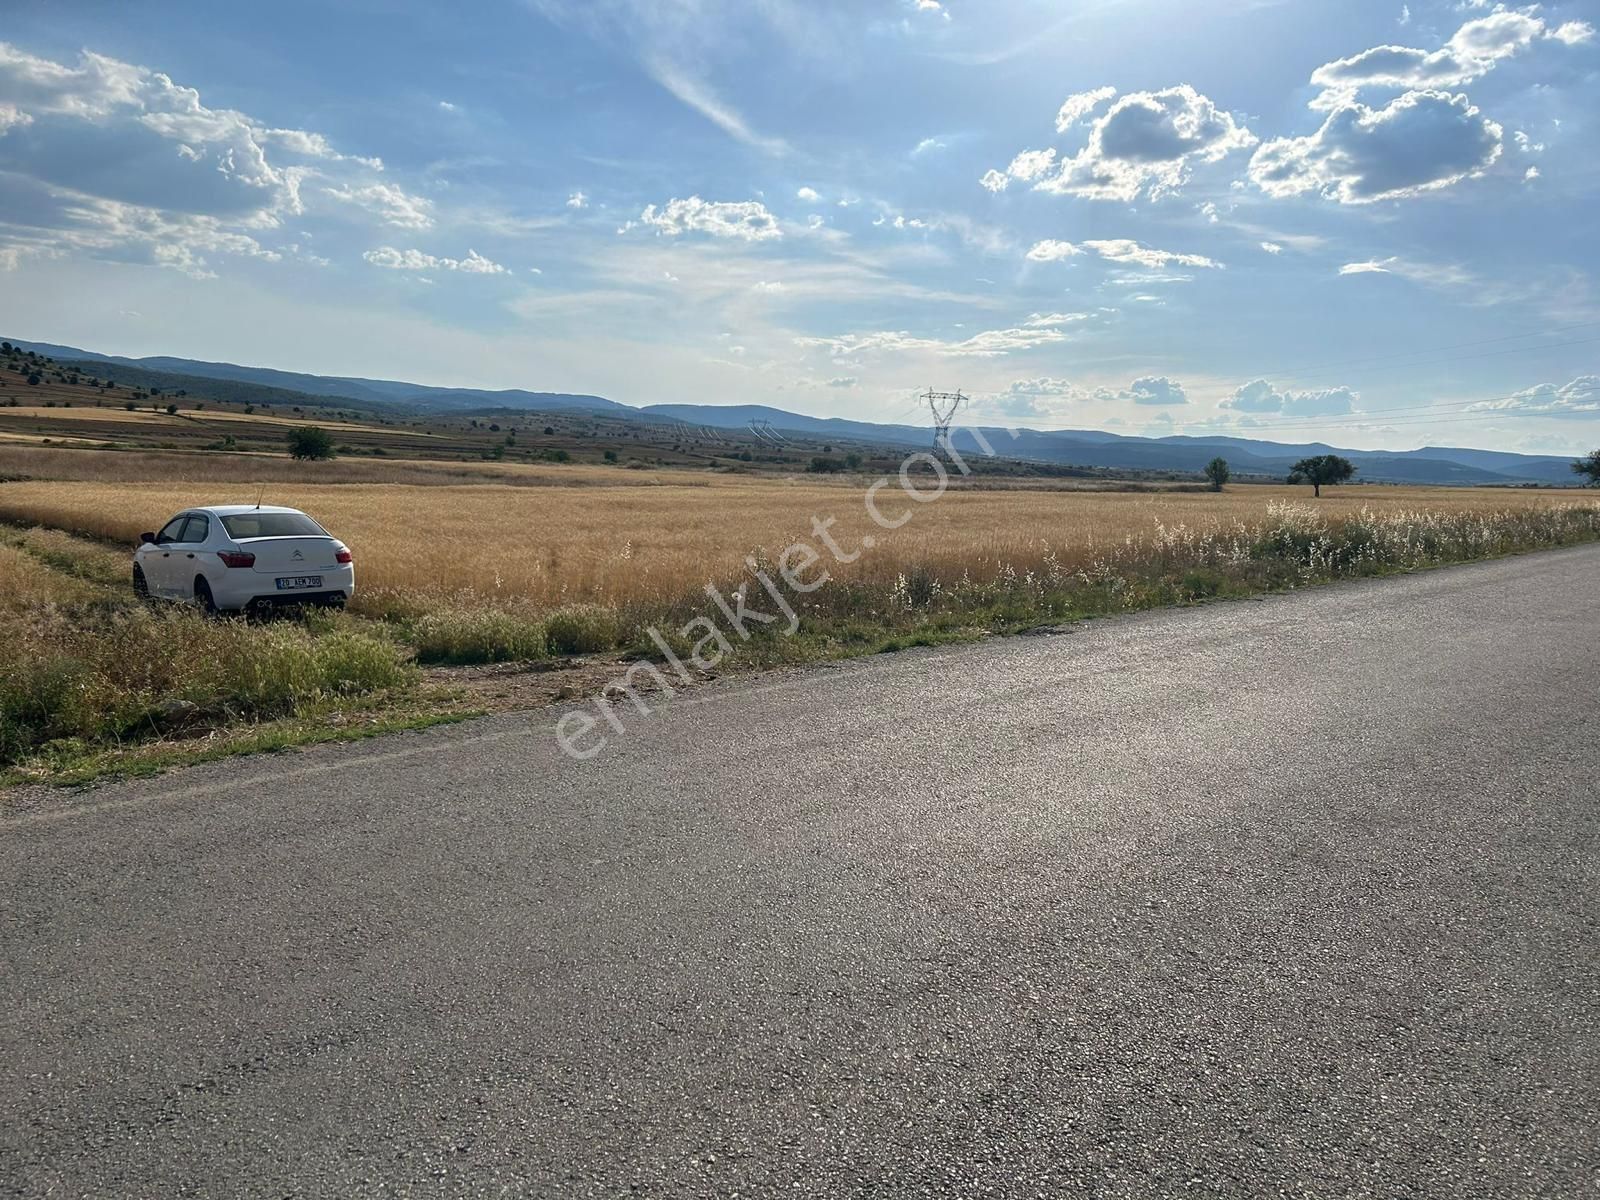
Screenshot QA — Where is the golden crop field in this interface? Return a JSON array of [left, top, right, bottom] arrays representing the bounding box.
[[0, 475, 1586, 614]]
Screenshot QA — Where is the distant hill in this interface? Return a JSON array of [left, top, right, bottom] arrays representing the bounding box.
[[5, 335, 1581, 486], [643, 403, 1576, 487], [6, 338, 629, 416]]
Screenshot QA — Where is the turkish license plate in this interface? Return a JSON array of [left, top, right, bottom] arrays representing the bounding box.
[[275, 575, 323, 591]]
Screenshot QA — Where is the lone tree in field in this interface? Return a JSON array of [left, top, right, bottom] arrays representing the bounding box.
[[1289, 454, 1355, 497], [286, 426, 336, 461], [1204, 457, 1230, 492], [1572, 450, 1600, 487]]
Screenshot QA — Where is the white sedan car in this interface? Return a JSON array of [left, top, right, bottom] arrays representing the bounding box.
[[133, 505, 355, 613]]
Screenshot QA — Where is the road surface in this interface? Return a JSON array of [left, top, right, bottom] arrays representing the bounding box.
[[3, 547, 1599, 1198]]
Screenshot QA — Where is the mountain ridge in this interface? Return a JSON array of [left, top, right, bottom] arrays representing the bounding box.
[[4, 335, 1580, 486]]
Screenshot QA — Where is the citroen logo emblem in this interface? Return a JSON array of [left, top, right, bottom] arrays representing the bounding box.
[[292, 550, 304, 560]]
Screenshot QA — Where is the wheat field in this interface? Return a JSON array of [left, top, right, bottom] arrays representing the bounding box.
[[0, 476, 1586, 614]]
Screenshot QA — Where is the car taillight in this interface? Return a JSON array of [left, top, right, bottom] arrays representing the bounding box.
[[218, 551, 255, 568], [335, 549, 353, 564]]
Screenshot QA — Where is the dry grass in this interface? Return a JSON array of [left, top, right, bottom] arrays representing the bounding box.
[[3, 466, 1597, 780], [0, 476, 1586, 615], [0, 445, 705, 488], [0, 405, 436, 436], [0, 542, 106, 608]]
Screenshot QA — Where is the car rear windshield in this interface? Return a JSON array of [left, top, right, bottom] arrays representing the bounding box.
[[219, 513, 328, 540]]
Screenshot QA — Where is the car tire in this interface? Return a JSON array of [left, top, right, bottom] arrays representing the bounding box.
[[132, 564, 151, 602], [194, 577, 218, 615]]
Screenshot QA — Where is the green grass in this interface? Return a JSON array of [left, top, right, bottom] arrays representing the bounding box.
[[0, 696, 481, 788], [409, 608, 548, 665]]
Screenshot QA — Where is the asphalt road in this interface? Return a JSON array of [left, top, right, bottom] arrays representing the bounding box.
[[4, 547, 1599, 1198]]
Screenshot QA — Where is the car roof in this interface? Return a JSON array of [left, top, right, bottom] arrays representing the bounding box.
[[192, 505, 309, 517]]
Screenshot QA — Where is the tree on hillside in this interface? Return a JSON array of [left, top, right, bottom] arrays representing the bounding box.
[[1573, 450, 1600, 487], [1204, 457, 1230, 492], [287, 426, 336, 461], [1289, 454, 1355, 497]]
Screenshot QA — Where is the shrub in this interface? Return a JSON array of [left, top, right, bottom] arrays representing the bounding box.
[[286, 426, 335, 460], [544, 604, 619, 655], [0, 607, 413, 766], [410, 609, 547, 665]]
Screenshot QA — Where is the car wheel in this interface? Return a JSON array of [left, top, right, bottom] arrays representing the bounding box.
[[194, 577, 218, 615], [132, 564, 151, 602]]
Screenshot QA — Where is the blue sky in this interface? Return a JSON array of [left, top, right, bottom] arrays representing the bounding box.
[[1, 0, 1596, 452]]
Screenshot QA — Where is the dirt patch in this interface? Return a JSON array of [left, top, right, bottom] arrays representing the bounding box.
[[424, 655, 707, 710]]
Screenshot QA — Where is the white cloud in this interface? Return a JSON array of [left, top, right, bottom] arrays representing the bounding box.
[[363, 246, 509, 274], [992, 375, 1193, 409], [567, 190, 588, 208], [1027, 238, 1219, 269], [1525, 165, 1540, 181], [0, 42, 414, 272], [1082, 239, 1221, 269], [1123, 376, 1188, 406], [1310, 10, 1594, 105], [1261, 241, 1284, 254], [979, 377, 1089, 419], [1249, 8, 1584, 207], [1023, 311, 1093, 327], [1055, 86, 1117, 132], [796, 186, 821, 202], [0, 101, 32, 133], [1001, 84, 1256, 202], [1024, 239, 1081, 262], [1250, 89, 1501, 204], [912, 136, 946, 156], [1005, 147, 1058, 182], [2, 194, 284, 278], [0, 42, 449, 276], [648, 60, 789, 156], [326, 182, 434, 229], [826, 376, 857, 388], [979, 169, 1010, 193], [1337, 256, 1474, 289], [638, 195, 781, 241], [1468, 377, 1600, 416], [797, 324, 1070, 359], [1005, 377, 1079, 396], [1222, 379, 1358, 416]]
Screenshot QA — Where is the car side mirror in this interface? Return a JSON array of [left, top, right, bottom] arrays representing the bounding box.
[[139, 532, 156, 545]]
